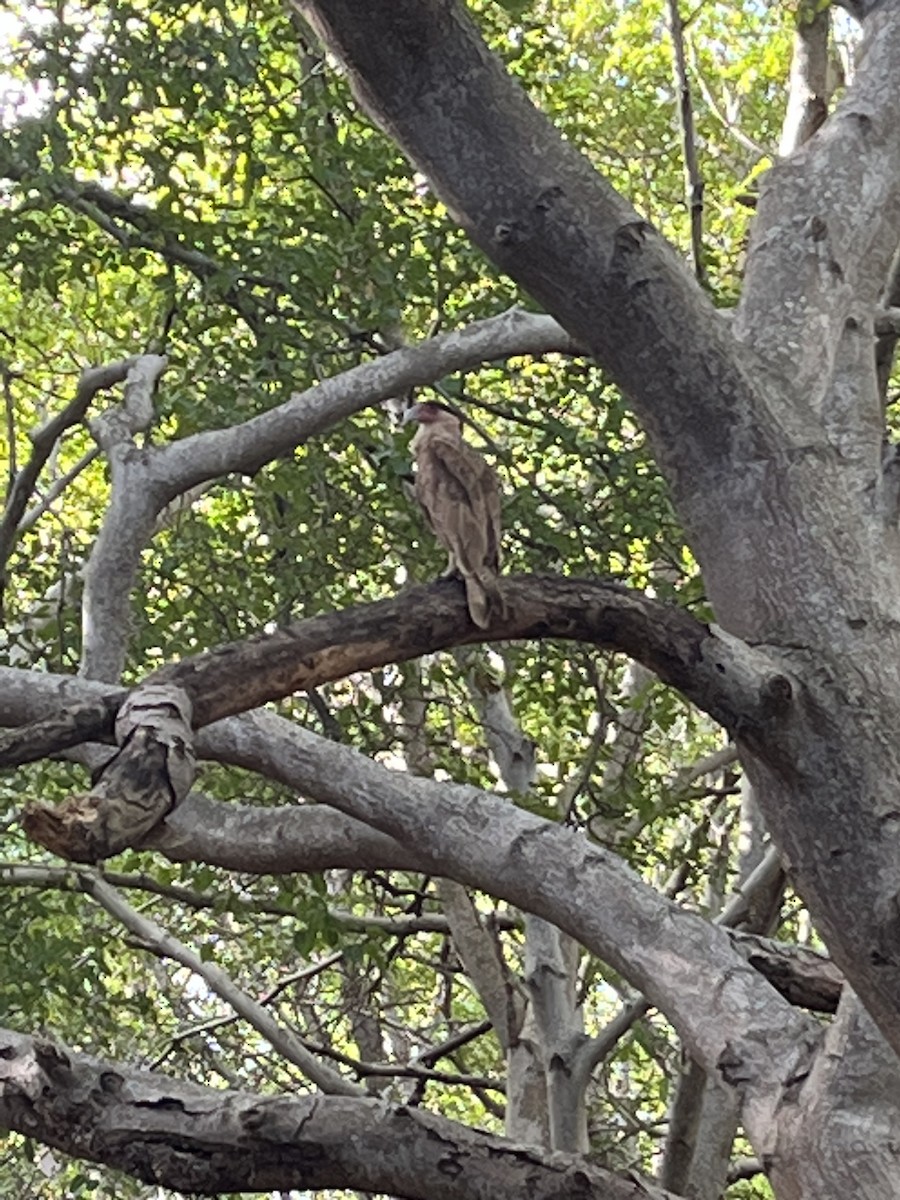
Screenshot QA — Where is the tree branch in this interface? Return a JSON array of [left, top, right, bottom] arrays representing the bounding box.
[[0, 1028, 680, 1200], [18, 447, 100, 532], [875, 262, 900, 400], [778, 4, 831, 157], [0, 358, 138, 604], [0, 575, 794, 769], [159, 709, 822, 1141], [73, 355, 169, 681], [295, 0, 768, 506], [730, 931, 843, 1013], [1, 860, 505, 936], [81, 872, 362, 1095], [154, 787, 425, 874], [0, 662, 423, 871], [735, 4, 900, 405], [51, 309, 570, 683], [832, 0, 885, 20], [666, 0, 707, 285], [0, 160, 281, 330], [0, 668, 823, 1144], [149, 307, 575, 500]]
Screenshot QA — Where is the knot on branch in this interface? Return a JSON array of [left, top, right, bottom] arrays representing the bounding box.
[[22, 685, 195, 863], [758, 673, 793, 717]]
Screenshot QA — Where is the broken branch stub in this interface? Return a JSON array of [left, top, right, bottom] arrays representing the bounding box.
[[22, 686, 195, 863]]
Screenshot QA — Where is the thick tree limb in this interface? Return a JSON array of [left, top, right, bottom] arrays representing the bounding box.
[[438, 880, 525, 1053], [833, 0, 886, 20], [875, 264, 900, 400], [570, 844, 787, 1089], [735, 4, 900, 404], [730, 931, 843, 1013], [0, 693, 123, 766], [874, 304, 900, 336], [171, 709, 822, 1152], [0, 671, 826, 1148], [0, 575, 792, 770], [0, 1028, 679, 1200], [77, 355, 169, 682], [155, 788, 424, 873], [766, 991, 900, 1199], [295, 0, 769, 511]]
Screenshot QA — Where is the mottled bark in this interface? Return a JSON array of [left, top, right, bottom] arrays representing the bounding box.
[[0, 1029, 680, 1200], [298, 0, 900, 1091], [0, 574, 789, 769]]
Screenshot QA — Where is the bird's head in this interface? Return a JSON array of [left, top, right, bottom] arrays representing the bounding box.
[[402, 402, 461, 429]]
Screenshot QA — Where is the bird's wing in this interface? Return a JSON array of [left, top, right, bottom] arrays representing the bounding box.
[[416, 439, 501, 573]]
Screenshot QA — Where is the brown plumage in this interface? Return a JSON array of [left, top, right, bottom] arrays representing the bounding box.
[[403, 402, 503, 629]]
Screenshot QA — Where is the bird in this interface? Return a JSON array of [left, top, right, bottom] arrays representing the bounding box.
[[403, 402, 503, 629]]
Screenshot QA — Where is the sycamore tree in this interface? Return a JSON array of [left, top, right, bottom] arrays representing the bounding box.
[[1, 0, 898, 1197]]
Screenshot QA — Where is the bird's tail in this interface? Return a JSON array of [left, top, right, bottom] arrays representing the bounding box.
[[464, 571, 505, 630]]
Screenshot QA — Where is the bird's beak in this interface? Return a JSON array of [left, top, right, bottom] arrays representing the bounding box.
[[401, 404, 421, 426]]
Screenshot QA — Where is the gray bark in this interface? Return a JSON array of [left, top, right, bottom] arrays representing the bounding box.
[[6, 0, 900, 1195], [458, 648, 586, 1153], [297, 0, 900, 1090], [659, 1058, 739, 1200], [769, 991, 900, 1199], [285, 2, 900, 1193], [0, 1028, 681, 1200]]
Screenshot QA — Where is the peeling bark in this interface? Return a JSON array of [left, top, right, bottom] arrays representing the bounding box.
[[0, 575, 790, 770], [23, 685, 195, 862], [0, 1029, 680, 1200]]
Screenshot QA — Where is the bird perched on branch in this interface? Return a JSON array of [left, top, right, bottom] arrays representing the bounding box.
[[403, 402, 503, 629]]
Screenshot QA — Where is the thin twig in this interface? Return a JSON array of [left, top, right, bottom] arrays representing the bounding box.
[[0, 862, 502, 938], [80, 871, 362, 1095], [687, 42, 769, 160], [2, 363, 17, 486], [149, 954, 343, 1069], [19, 448, 101, 532], [667, 0, 707, 286], [0, 359, 137, 597]]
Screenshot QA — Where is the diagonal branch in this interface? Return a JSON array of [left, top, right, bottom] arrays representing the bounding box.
[[0, 672, 824, 1142], [58, 309, 572, 683], [150, 307, 575, 499], [0, 358, 138, 601], [167, 708, 822, 1146], [0, 159, 283, 331], [81, 872, 361, 1096], [295, 0, 769, 500], [0, 574, 794, 768]]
